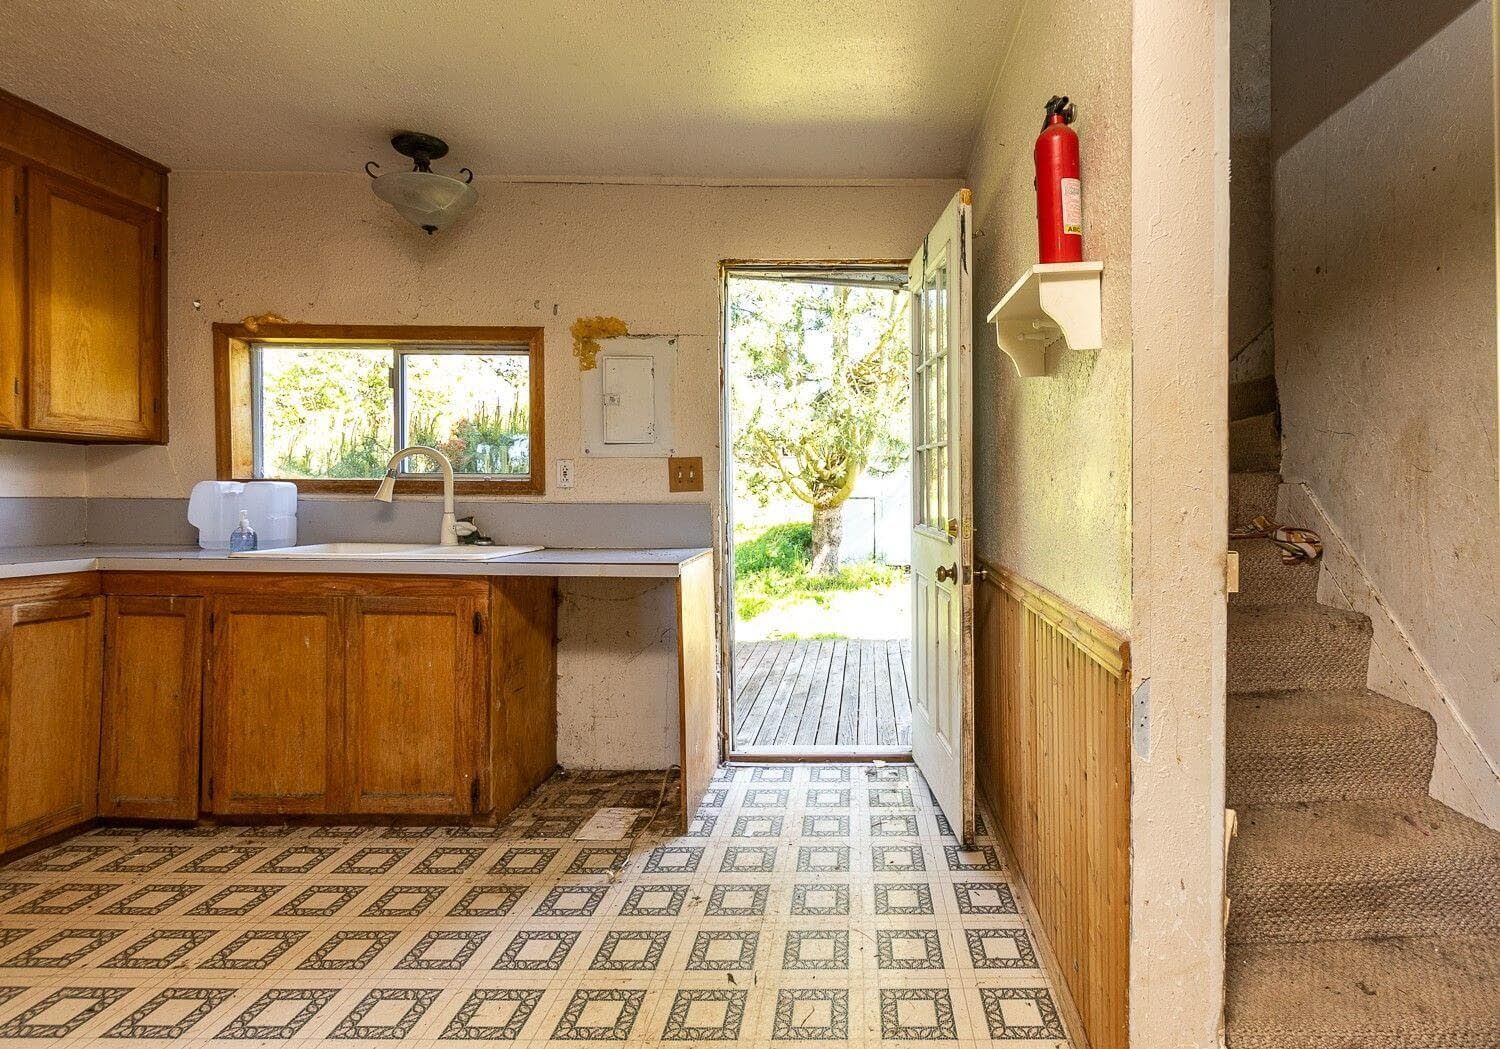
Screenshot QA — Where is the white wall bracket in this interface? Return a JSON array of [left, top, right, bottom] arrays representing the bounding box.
[[985, 262, 1104, 377]]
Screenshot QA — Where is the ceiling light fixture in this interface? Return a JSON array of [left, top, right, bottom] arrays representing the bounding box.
[[365, 131, 476, 235]]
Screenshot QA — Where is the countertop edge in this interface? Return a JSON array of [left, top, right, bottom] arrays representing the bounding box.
[[0, 547, 714, 581]]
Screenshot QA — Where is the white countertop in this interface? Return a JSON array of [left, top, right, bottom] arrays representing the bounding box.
[[0, 545, 713, 580]]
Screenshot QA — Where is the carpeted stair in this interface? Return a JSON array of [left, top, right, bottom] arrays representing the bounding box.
[[1223, 376, 1500, 1047]]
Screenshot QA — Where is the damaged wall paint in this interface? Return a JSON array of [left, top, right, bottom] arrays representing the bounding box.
[[571, 315, 629, 370]]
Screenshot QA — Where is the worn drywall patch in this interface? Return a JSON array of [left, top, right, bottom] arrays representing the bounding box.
[[240, 311, 293, 332], [571, 316, 629, 370]]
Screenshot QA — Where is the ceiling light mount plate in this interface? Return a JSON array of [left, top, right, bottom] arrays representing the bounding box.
[[390, 131, 449, 171]]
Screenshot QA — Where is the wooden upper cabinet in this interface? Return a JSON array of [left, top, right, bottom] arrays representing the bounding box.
[[0, 596, 103, 851], [0, 155, 22, 431], [99, 595, 203, 820], [25, 169, 162, 441], [345, 592, 487, 816], [205, 594, 345, 815], [0, 89, 167, 444]]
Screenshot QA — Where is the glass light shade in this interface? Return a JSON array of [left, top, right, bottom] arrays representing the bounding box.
[[370, 170, 477, 233]]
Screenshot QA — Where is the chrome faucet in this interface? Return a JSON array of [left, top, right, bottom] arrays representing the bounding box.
[[374, 446, 459, 545]]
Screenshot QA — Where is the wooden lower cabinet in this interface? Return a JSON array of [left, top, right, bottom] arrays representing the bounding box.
[[0, 595, 103, 850], [345, 591, 487, 816], [204, 594, 345, 815], [98, 596, 203, 819]]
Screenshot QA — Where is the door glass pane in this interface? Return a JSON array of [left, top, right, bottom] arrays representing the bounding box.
[[400, 352, 532, 476], [920, 250, 950, 528]]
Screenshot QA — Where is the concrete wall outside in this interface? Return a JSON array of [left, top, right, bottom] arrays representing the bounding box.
[[1273, 1, 1500, 807], [967, 0, 1132, 632]]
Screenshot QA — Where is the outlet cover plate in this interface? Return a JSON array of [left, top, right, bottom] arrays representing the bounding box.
[[668, 456, 703, 492]]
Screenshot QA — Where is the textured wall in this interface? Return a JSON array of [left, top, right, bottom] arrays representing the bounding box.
[[0, 443, 86, 497], [967, 0, 1132, 631], [1274, 0, 1498, 782], [86, 174, 957, 501]]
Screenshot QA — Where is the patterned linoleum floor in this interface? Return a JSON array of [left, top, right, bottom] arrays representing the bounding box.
[[0, 764, 1070, 1045]]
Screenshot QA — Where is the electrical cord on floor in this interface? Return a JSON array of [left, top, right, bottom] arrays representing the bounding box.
[[606, 764, 680, 884]]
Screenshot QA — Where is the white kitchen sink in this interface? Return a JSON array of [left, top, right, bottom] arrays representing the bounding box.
[[229, 542, 542, 561]]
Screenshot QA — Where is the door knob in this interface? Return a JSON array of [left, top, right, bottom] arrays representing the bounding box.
[[936, 563, 958, 583]]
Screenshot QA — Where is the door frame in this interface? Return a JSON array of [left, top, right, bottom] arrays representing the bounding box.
[[716, 259, 916, 762]]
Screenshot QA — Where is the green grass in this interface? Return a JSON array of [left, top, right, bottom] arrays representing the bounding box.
[[733, 522, 905, 626]]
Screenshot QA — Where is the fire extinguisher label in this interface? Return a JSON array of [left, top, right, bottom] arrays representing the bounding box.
[[1061, 178, 1083, 236]]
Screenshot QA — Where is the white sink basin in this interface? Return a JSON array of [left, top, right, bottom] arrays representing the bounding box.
[[230, 542, 542, 561]]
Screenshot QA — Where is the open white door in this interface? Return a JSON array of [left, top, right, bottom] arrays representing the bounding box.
[[908, 189, 975, 844]]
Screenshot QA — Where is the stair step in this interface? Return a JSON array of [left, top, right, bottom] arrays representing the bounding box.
[[1229, 374, 1278, 422], [1230, 538, 1319, 606], [1228, 604, 1372, 693], [1228, 690, 1436, 805], [1230, 411, 1280, 471], [1230, 471, 1280, 527], [1228, 797, 1500, 944], [1225, 935, 1500, 1048]]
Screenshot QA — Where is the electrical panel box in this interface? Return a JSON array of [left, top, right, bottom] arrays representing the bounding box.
[[582, 336, 676, 458], [602, 356, 656, 445]]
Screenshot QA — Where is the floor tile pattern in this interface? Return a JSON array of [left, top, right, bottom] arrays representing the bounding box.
[[0, 765, 1068, 1045]]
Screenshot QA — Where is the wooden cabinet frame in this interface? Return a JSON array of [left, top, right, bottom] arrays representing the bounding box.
[[25, 168, 163, 440], [203, 592, 347, 815], [0, 592, 103, 849], [0, 89, 168, 445], [99, 595, 203, 820]]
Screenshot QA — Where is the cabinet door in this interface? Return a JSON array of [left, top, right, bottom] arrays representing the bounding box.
[[205, 595, 344, 815], [25, 168, 162, 441], [99, 596, 203, 820], [0, 597, 103, 850], [345, 594, 485, 815], [0, 156, 22, 431]]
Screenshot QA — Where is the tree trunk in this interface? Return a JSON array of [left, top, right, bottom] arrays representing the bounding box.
[[810, 504, 843, 576]]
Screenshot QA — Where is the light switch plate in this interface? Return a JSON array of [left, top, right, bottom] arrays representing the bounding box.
[[668, 456, 703, 492]]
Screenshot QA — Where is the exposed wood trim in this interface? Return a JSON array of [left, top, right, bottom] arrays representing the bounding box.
[[101, 571, 489, 599], [0, 89, 168, 174], [676, 555, 718, 832], [0, 573, 100, 604], [975, 561, 1130, 1049], [980, 558, 1129, 675], [211, 322, 546, 496]]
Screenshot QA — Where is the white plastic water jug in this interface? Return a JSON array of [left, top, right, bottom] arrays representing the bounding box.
[[187, 481, 298, 549]]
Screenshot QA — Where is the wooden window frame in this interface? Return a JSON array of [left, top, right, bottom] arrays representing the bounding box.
[[212, 322, 545, 496]]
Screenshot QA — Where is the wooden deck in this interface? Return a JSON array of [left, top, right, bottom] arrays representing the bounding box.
[[732, 639, 912, 751]]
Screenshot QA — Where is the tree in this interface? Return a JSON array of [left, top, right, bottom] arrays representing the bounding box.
[[730, 280, 910, 574]]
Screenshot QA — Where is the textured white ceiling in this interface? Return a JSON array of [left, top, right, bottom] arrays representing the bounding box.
[[0, 0, 1017, 180]]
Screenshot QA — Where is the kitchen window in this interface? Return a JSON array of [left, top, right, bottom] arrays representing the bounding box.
[[213, 323, 545, 495]]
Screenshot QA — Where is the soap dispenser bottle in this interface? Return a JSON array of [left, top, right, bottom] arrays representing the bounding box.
[[229, 509, 258, 552]]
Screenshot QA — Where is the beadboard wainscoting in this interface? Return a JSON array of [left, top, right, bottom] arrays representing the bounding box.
[[975, 561, 1130, 1049]]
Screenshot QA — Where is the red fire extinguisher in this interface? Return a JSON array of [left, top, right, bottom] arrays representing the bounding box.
[[1034, 96, 1082, 263]]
